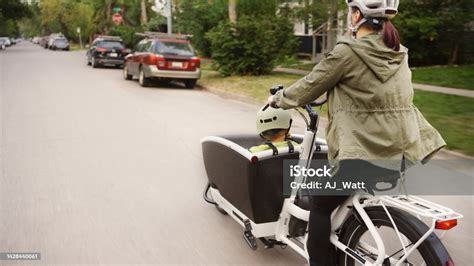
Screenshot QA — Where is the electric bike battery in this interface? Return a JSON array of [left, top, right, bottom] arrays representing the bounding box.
[[201, 134, 327, 224]]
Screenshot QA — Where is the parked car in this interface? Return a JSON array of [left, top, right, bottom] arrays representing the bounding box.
[[0, 39, 6, 50], [47, 33, 64, 49], [87, 35, 130, 68], [123, 33, 201, 88], [40, 37, 50, 48], [32, 36, 41, 44], [0, 37, 12, 47], [50, 37, 69, 51]]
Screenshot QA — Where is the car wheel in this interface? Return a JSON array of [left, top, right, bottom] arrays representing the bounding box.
[[184, 79, 197, 89], [87, 56, 91, 65], [138, 67, 149, 87], [123, 64, 132, 80]]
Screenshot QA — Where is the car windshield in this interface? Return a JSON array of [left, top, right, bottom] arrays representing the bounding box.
[[154, 41, 194, 56], [54, 39, 68, 43], [98, 41, 124, 49]]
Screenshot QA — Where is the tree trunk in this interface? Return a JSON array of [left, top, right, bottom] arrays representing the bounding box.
[[106, 0, 112, 21], [140, 0, 148, 25], [228, 0, 237, 24], [449, 41, 460, 65]]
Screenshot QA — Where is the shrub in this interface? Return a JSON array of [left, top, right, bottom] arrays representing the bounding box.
[[206, 15, 298, 76], [108, 25, 142, 49]]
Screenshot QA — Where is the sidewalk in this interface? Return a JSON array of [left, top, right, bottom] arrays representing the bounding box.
[[274, 67, 474, 98]]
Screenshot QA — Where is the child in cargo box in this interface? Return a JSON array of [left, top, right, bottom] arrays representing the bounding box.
[[249, 104, 298, 153]]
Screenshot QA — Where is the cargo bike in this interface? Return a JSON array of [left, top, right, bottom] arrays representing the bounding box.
[[202, 87, 462, 265]]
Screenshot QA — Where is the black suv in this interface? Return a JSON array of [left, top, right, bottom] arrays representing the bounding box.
[[87, 36, 130, 68]]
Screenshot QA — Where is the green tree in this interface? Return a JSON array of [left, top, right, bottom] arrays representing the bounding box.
[[0, 0, 30, 20], [175, 0, 228, 57], [0, 0, 30, 36], [393, 0, 474, 65], [64, 2, 94, 42], [206, 14, 297, 75], [40, 0, 68, 34]]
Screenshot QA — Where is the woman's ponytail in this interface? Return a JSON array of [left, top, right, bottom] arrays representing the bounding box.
[[383, 20, 400, 51]]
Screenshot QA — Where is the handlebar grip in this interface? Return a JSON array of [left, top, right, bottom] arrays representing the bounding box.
[[270, 85, 284, 95]]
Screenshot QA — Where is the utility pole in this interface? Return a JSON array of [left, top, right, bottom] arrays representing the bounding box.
[[77, 27, 83, 50], [167, 0, 172, 34], [152, 0, 172, 34], [228, 0, 237, 24]]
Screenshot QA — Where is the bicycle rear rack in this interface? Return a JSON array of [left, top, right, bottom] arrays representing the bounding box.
[[379, 195, 464, 221]]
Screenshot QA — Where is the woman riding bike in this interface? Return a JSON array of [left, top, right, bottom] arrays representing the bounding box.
[[268, 0, 446, 265]]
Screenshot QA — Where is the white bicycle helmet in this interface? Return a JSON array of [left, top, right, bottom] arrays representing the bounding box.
[[256, 104, 292, 136], [347, 0, 399, 34]]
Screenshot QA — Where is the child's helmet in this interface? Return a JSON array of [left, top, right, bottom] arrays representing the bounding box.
[[256, 104, 292, 135]]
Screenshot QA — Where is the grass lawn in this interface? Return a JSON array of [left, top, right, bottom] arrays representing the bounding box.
[[199, 69, 302, 103], [411, 65, 474, 90], [413, 90, 474, 156], [280, 62, 315, 72], [69, 42, 87, 51]]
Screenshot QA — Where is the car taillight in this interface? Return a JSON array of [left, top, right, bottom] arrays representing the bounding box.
[[189, 57, 200, 68], [144, 54, 158, 65], [156, 55, 166, 68], [96, 47, 107, 52], [435, 219, 457, 230], [446, 259, 455, 266]]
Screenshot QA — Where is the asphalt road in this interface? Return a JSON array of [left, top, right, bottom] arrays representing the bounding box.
[[0, 42, 472, 265]]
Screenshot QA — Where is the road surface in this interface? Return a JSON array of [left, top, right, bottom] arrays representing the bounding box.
[[0, 42, 472, 265]]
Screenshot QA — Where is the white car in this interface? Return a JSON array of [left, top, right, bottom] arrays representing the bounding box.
[[0, 37, 12, 47], [47, 33, 65, 49]]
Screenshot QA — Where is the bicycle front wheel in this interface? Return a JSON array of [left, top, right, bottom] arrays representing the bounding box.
[[338, 206, 453, 266]]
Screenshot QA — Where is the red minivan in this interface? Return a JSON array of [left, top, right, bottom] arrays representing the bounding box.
[[123, 33, 201, 88]]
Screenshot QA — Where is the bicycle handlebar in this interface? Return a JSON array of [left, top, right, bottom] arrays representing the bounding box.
[[270, 85, 327, 108]]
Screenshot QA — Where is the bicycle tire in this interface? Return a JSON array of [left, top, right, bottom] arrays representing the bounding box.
[[338, 206, 452, 266]]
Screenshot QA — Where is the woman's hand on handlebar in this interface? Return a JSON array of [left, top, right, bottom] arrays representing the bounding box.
[[268, 85, 284, 108], [267, 95, 278, 108]]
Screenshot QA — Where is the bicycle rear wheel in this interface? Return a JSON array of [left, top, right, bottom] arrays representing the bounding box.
[[338, 206, 453, 266]]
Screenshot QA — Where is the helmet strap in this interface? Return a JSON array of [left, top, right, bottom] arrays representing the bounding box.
[[350, 17, 367, 38]]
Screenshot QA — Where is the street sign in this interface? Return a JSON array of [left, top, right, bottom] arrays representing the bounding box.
[[113, 13, 123, 25], [152, 0, 170, 17], [76, 27, 81, 33]]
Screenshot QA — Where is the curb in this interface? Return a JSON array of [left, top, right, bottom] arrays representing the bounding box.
[[200, 83, 474, 161]]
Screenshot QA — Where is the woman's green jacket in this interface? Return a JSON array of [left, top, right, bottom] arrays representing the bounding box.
[[273, 34, 446, 169]]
